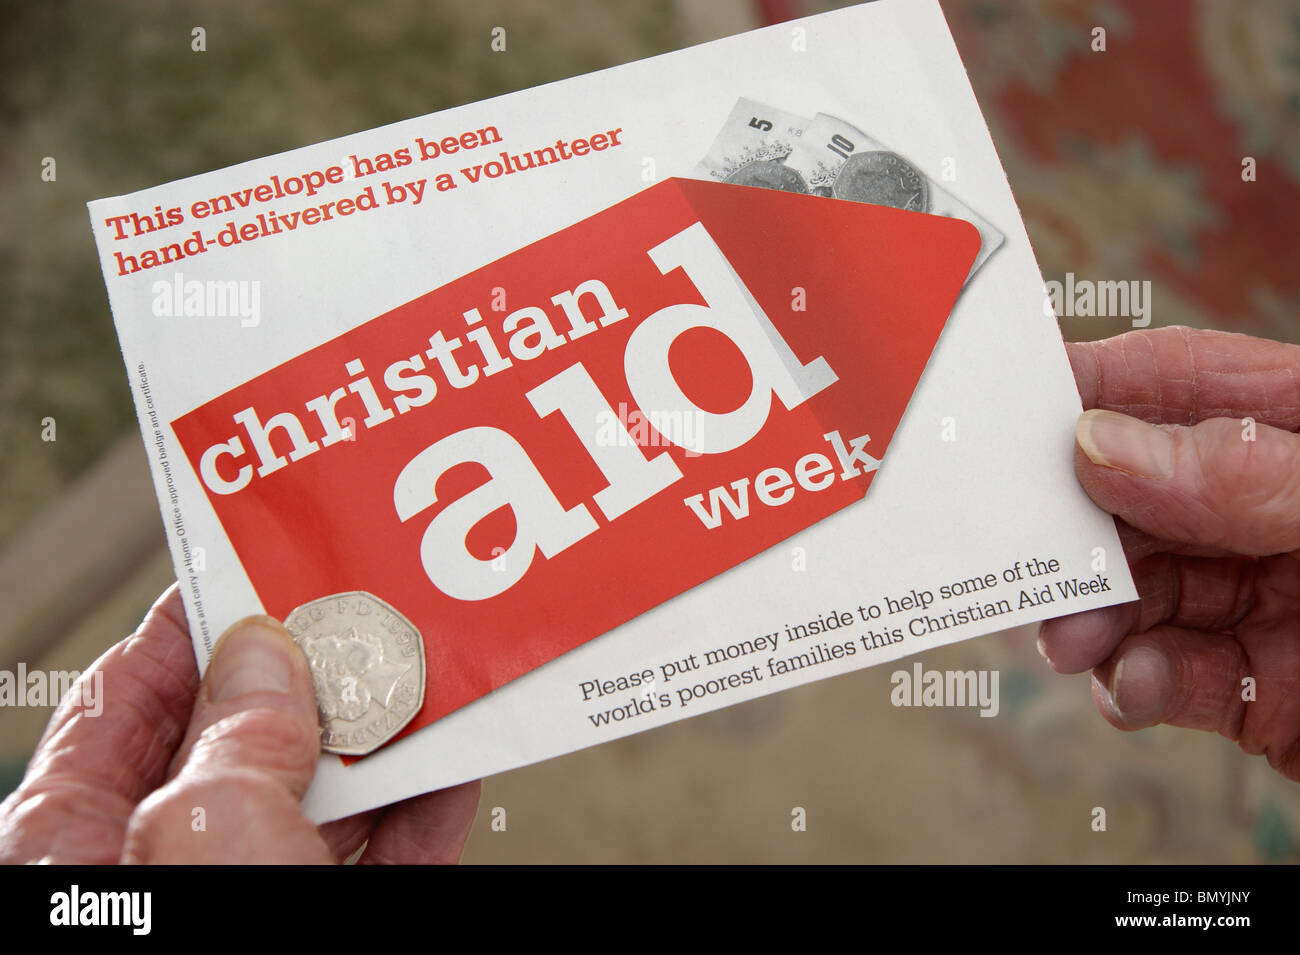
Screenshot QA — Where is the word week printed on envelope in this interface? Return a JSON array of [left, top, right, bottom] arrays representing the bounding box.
[[88, 1, 1135, 821]]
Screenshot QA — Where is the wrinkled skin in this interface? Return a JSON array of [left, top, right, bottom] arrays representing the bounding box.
[[0, 586, 479, 863], [1044, 327, 1300, 781]]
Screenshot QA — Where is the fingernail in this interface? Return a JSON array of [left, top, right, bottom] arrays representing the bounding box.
[[1110, 645, 1173, 724], [1035, 635, 1052, 666], [1076, 409, 1174, 479], [1091, 673, 1115, 716], [207, 617, 296, 701]]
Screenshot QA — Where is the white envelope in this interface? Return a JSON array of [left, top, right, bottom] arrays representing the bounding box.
[[87, 0, 1136, 822]]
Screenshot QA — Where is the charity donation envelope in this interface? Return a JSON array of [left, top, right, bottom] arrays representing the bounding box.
[[88, 0, 1136, 821]]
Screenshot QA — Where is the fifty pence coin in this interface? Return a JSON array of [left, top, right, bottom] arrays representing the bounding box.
[[724, 159, 809, 193], [832, 150, 930, 212], [284, 591, 426, 756]]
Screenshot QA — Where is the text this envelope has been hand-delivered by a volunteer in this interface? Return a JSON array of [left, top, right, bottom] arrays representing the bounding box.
[[89, 1, 1135, 821]]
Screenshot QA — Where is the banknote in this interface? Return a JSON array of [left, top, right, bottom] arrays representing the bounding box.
[[693, 96, 814, 187], [696, 99, 1004, 278], [784, 112, 1004, 274]]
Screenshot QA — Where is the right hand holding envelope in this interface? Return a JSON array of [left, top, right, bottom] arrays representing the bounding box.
[[1041, 326, 1300, 781]]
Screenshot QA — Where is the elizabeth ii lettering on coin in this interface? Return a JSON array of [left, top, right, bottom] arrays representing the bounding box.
[[833, 151, 929, 212], [284, 591, 425, 756]]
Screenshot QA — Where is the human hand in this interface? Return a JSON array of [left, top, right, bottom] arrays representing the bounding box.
[[0, 584, 479, 863], [1040, 326, 1300, 780]]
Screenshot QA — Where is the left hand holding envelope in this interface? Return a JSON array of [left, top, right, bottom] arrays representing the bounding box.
[[0, 586, 480, 864]]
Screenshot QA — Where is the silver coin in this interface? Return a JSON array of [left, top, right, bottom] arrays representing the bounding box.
[[284, 591, 426, 756], [832, 151, 929, 213], [724, 159, 809, 193]]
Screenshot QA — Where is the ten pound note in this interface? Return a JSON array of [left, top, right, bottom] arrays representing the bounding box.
[[87, 0, 1135, 822]]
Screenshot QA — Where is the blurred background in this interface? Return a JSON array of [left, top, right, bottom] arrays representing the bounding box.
[[1, 0, 1297, 862]]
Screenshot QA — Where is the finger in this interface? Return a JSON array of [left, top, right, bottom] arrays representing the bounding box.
[[1124, 554, 1257, 634], [0, 584, 199, 864], [1038, 603, 1137, 676], [1115, 519, 1163, 562], [319, 809, 381, 863], [1075, 410, 1300, 555], [1090, 618, 1300, 782], [1115, 517, 1238, 562], [1039, 554, 1257, 673], [1066, 327, 1300, 429], [358, 780, 481, 865], [1035, 518, 1237, 677], [1090, 626, 1249, 737], [122, 616, 332, 863]]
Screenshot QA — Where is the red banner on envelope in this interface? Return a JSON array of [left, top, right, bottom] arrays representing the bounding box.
[[170, 177, 980, 753]]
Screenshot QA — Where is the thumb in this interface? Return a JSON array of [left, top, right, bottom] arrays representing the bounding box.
[[1074, 409, 1300, 556], [122, 616, 332, 863]]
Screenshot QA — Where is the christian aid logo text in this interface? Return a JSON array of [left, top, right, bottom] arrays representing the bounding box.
[[192, 221, 869, 601]]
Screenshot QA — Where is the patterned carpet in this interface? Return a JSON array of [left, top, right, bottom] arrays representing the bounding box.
[[939, 0, 1300, 347]]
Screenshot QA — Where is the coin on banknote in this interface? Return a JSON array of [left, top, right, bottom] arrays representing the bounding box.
[[724, 159, 809, 193], [284, 591, 425, 756], [832, 151, 929, 212]]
